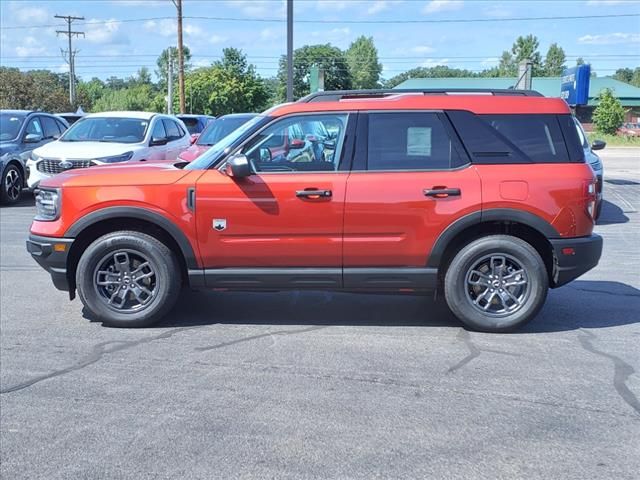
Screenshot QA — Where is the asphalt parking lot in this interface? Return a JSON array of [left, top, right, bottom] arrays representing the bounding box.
[[1, 150, 639, 479]]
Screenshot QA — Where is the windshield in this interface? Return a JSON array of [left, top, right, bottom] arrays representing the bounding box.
[[0, 113, 26, 142], [60, 117, 149, 143], [197, 116, 256, 146], [185, 115, 266, 170]]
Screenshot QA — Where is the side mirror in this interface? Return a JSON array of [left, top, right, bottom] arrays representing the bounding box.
[[150, 136, 168, 146], [591, 140, 606, 151], [225, 154, 252, 178], [289, 138, 305, 150], [24, 133, 42, 143]]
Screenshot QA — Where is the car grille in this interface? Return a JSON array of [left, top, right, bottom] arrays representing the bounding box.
[[37, 158, 94, 175]]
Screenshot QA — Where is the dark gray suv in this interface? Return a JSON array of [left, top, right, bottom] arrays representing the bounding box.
[[0, 110, 68, 204]]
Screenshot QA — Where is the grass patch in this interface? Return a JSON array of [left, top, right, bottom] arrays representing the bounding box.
[[588, 132, 640, 147]]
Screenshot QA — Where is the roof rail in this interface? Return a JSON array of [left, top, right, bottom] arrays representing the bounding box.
[[299, 88, 544, 103]]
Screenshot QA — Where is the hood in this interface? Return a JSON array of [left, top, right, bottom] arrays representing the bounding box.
[[34, 140, 143, 159], [178, 143, 210, 162], [40, 161, 192, 188]]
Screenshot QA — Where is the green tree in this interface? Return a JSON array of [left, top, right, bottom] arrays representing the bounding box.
[[510, 35, 542, 75], [632, 68, 640, 88], [592, 88, 625, 134], [0, 67, 71, 111], [614, 67, 640, 87], [156, 45, 192, 88], [183, 48, 269, 115], [383, 66, 476, 88], [92, 83, 159, 112], [543, 43, 566, 76], [277, 44, 352, 100], [76, 77, 106, 111], [345, 36, 382, 89], [576, 57, 585, 66]]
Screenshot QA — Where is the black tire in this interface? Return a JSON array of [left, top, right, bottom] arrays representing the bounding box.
[[76, 231, 181, 327], [1, 163, 23, 205], [444, 235, 548, 332]]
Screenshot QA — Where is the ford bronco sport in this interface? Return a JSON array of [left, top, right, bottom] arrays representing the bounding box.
[[27, 89, 603, 332]]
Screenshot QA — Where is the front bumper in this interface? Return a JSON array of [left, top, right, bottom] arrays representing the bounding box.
[[550, 234, 603, 287], [26, 160, 49, 190], [26, 234, 74, 293]]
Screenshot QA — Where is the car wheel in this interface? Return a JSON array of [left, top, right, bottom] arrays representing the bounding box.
[[76, 231, 181, 327], [444, 235, 548, 332], [1, 164, 23, 205]]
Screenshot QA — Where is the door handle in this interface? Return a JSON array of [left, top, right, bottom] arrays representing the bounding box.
[[296, 189, 332, 199], [424, 187, 461, 198]]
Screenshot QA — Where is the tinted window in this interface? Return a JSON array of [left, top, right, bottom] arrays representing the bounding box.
[[41, 116, 60, 139], [241, 113, 348, 173], [179, 117, 200, 134], [481, 114, 569, 163], [163, 119, 181, 141], [55, 119, 68, 134], [25, 117, 43, 137], [0, 113, 25, 141], [151, 120, 166, 140], [61, 117, 148, 143], [367, 113, 462, 171], [197, 115, 255, 146]]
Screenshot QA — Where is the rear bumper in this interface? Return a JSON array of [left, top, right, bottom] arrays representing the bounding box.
[[550, 234, 603, 287], [26, 234, 74, 292]]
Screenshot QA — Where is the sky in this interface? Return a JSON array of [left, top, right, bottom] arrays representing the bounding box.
[[1, 0, 639, 82]]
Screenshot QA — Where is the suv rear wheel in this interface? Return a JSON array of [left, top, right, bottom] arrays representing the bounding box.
[[444, 235, 548, 332], [76, 231, 181, 327]]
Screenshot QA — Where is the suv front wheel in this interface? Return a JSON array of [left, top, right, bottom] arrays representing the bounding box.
[[444, 235, 548, 332], [76, 231, 181, 327]]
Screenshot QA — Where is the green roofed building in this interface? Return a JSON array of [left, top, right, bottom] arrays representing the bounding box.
[[393, 76, 640, 128]]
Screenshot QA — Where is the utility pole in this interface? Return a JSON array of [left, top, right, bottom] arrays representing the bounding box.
[[172, 0, 186, 114], [286, 0, 294, 102], [55, 15, 84, 106], [516, 59, 533, 90], [167, 56, 174, 115]]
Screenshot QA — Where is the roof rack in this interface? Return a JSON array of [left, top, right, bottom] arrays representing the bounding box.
[[299, 88, 544, 103]]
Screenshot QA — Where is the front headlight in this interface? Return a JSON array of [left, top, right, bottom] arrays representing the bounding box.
[[34, 188, 60, 221], [94, 151, 134, 164], [30, 151, 42, 162]]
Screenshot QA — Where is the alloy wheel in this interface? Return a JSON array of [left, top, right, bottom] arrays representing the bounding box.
[[4, 169, 21, 202]]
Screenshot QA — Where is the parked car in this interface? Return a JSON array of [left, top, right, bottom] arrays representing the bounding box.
[[178, 113, 257, 162], [27, 89, 602, 332], [0, 110, 68, 204], [57, 107, 86, 126], [574, 117, 605, 220], [617, 122, 640, 136], [176, 114, 216, 144], [26, 111, 191, 190]]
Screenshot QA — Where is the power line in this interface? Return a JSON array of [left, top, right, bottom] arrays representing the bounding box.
[[1, 12, 639, 30]]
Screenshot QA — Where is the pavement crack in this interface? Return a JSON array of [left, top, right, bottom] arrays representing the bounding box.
[[196, 325, 327, 352], [578, 329, 640, 416], [0, 327, 197, 395], [447, 329, 521, 373]]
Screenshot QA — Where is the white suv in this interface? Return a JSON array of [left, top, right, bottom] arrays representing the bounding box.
[[27, 111, 190, 189]]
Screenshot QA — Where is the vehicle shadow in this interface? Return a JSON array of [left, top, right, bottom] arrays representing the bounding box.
[[597, 199, 629, 225], [0, 192, 35, 208], [150, 280, 640, 333]]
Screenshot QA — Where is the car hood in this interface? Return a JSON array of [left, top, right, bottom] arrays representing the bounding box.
[[178, 143, 210, 162], [40, 161, 193, 188], [34, 140, 143, 159]]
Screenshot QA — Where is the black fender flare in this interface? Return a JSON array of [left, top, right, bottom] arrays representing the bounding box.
[[426, 208, 559, 268], [65, 206, 199, 269]]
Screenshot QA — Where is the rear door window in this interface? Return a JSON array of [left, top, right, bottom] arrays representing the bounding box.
[[481, 114, 569, 163], [367, 112, 464, 171]]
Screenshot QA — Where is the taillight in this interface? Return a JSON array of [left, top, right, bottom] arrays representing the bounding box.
[[584, 180, 597, 219]]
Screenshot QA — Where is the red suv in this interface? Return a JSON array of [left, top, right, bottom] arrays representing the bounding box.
[[27, 89, 602, 332]]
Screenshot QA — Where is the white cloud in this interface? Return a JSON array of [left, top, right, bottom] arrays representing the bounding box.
[[85, 18, 128, 45], [423, 0, 463, 14], [225, 0, 285, 18], [144, 18, 176, 37], [411, 45, 435, 54], [368, 1, 389, 14], [578, 32, 640, 44], [310, 27, 351, 41], [586, 0, 639, 5], [259, 28, 281, 41], [421, 58, 449, 67], [209, 34, 228, 45], [315, 0, 350, 12], [14, 36, 47, 57], [9, 3, 49, 23]]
